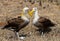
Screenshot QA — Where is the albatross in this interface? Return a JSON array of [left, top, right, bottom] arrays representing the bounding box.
[[2, 7, 30, 39], [29, 7, 55, 35]]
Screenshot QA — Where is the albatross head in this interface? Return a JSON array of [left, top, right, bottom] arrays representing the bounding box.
[[20, 7, 29, 16], [23, 7, 29, 14]]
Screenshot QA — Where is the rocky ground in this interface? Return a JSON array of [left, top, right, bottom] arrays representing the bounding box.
[[0, 0, 60, 41]]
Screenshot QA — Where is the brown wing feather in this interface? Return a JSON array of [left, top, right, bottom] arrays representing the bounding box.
[[38, 17, 55, 27], [38, 17, 48, 23], [8, 16, 24, 25]]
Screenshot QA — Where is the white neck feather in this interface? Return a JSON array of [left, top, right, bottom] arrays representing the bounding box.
[[34, 10, 39, 18], [33, 10, 39, 24], [22, 16, 29, 21], [21, 11, 29, 22]]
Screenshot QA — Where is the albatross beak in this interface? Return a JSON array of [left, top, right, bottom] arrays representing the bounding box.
[[28, 10, 34, 17]]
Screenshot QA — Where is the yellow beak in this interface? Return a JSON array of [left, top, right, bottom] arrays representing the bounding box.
[[28, 10, 34, 17], [20, 10, 34, 17]]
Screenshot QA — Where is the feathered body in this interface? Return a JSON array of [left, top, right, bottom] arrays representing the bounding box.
[[34, 17, 55, 28], [33, 17, 55, 33], [2, 16, 29, 32]]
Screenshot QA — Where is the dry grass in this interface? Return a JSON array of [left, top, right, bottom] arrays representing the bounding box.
[[0, 0, 60, 41]]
